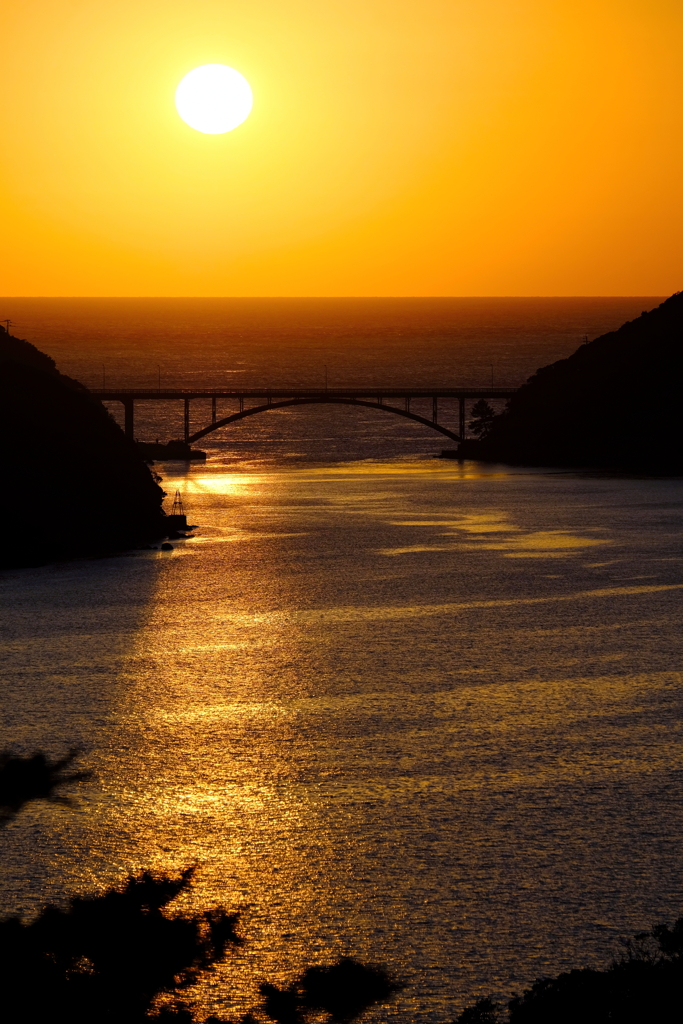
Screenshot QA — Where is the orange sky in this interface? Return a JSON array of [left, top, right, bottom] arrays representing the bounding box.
[[1, 0, 681, 296]]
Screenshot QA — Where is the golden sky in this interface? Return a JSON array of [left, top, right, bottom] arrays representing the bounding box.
[[1, 0, 681, 296]]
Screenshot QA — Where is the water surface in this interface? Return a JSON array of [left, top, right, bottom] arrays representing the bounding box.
[[1, 454, 682, 1020]]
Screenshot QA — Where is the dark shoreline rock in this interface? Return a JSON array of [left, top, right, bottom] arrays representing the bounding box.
[[136, 440, 206, 462], [464, 292, 683, 473], [0, 327, 174, 569]]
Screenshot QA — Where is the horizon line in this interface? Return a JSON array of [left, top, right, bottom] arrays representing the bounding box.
[[0, 294, 670, 301]]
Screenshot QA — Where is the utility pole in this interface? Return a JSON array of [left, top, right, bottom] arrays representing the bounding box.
[[1, 319, 12, 334]]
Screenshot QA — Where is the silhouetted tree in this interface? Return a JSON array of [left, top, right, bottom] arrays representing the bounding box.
[[454, 997, 501, 1023], [0, 867, 241, 1023], [468, 400, 496, 438], [0, 748, 402, 1024], [454, 916, 683, 1024], [0, 748, 90, 824], [259, 957, 402, 1024], [0, 753, 239, 1022]]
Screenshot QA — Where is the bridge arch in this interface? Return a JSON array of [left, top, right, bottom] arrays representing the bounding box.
[[188, 397, 460, 444]]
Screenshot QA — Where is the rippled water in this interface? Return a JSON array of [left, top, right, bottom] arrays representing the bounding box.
[[1, 297, 681, 1019], [2, 454, 682, 1020], [1, 296, 663, 393]]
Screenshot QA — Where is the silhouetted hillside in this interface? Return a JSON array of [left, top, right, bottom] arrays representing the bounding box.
[[0, 328, 57, 375], [0, 327, 167, 567], [462, 292, 683, 472]]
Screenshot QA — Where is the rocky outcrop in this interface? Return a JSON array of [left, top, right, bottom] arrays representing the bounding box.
[[0, 328, 168, 567], [463, 292, 683, 472]]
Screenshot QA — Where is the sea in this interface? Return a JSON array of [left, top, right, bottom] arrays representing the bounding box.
[[1, 297, 682, 1021]]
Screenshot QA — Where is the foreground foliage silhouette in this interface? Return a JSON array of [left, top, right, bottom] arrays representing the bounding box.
[[0, 876, 397, 1024], [259, 958, 402, 1024], [0, 748, 90, 824], [454, 919, 683, 1024], [0, 751, 401, 1023], [0, 867, 241, 1023], [4, 750, 681, 1023]]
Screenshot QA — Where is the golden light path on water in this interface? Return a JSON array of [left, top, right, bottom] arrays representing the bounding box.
[[1, 457, 682, 1020]]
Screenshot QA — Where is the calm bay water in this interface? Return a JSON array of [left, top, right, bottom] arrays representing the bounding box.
[[1, 298, 682, 1019]]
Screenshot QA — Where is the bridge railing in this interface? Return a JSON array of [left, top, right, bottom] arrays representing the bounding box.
[[90, 385, 517, 441], [91, 386, 518, 397]]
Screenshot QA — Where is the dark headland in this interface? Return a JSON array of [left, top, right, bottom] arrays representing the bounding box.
[[0, 328, 172, 569], [457, 291, 683, 473]]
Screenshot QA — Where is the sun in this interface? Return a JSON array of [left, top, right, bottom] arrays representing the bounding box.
[[175, 64, 253, 135]]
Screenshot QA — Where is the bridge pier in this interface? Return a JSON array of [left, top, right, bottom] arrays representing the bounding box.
[[89, 386, 517, 448], [122, 398, 135, 440]]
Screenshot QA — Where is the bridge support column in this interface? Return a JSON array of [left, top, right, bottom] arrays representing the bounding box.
[[404, 397, 410, 412], [211, 396, 216, 424], [122, 399, 134, 440], [239, 397, 244, 412], [459, 398, 465, 440], [184, 399, 190, 443], [432, 397, 438, 424]]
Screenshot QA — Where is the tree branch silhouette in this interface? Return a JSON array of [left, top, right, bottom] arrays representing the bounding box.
[[0, 748, 91, 825]]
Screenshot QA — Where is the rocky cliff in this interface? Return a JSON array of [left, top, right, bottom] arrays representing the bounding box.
[[464, 292, 683, 472], [0, 328, 167, 567]]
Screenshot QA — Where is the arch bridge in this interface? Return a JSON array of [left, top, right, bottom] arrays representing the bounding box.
[[90, 387, 518, 445]]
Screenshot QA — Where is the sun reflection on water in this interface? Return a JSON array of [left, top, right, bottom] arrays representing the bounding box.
[[1, 459, 682, 1020]]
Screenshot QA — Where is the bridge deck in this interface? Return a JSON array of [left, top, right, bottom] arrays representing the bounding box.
[[91, 386, 517, 400], [90, 386, 517, 444]]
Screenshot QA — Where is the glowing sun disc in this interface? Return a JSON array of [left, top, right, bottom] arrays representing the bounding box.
[[175, 64, 253, 134]]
